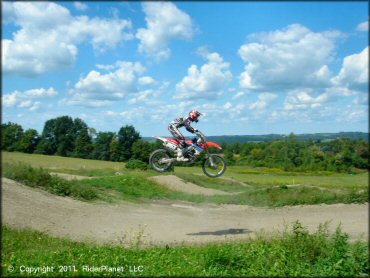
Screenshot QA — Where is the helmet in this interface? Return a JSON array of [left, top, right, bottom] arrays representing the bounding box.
[[189, 110, 201, 122]]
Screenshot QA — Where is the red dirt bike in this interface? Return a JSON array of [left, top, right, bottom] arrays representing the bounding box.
[[149, 131, 226, 177]]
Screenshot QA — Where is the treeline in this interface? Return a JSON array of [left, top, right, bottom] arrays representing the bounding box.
[[1, 116, 161, 163], [221, 134, 369, 172], [205, 132, 369, 144], [2, 117, 369, 173]]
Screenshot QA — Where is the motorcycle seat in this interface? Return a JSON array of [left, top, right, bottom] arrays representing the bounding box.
[[167, 138, 193, 146]]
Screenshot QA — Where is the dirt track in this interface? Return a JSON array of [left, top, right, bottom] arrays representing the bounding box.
[[2, 177, 368, 245], [150, 175, 236, 195]]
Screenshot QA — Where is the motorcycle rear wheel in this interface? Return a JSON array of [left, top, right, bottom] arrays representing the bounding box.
[[202, 154, 227, 177], [149, 149, 173, 172]]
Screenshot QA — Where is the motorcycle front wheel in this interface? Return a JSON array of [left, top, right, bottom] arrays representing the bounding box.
[[202, 154, 227, 177], [149, 149, 173, 172]]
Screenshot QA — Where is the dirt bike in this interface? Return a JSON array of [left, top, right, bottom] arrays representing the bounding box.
[[149, 131, 226, 177]]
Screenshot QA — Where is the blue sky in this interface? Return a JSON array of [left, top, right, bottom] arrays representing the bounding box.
[[2, 1, 368, 136]]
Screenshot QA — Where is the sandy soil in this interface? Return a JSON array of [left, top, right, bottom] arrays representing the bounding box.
[[2, 177, 368, 246]]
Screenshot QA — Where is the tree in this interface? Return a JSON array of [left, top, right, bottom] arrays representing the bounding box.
[[131, 140, 152, 162], [74, 128, 93, 158], [1, 122, 24, 151], [93, 132, 115, 161], [117, 125, 141, 161], [36, 116, 90, 156], [18, 129, 40, 153], [110, 136, 119, 161]]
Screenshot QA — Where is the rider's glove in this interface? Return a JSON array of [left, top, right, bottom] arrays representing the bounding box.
[[194, 129, 199, 133]]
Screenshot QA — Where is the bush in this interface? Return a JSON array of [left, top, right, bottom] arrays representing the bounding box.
[[3, 162, 98, 201], [70, 184, 98, 200], [48, 177, 71, 196], [3, 162, 51, 188], [125, 159, 148, 170]]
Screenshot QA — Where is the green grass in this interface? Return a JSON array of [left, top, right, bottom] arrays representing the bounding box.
[[2, 151, 126, 176], [3, 151, 369, 207], [2, 162, 98, 201], [75, 174, 206, 203], [175, 172, 247, 193], [2, 222, 368, 277]]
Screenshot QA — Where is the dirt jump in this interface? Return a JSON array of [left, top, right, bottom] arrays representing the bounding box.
[[2, 177, 368, 246]]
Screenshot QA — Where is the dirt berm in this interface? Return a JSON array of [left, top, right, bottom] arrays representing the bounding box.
[[2, 178, 368, 246]]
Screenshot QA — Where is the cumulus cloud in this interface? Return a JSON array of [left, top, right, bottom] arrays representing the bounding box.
[[356, 21, 369, 32], [74, 2, 88, 11], [249, 93, 277, 110], [238, 24, 341, 91], [138, 76, 158, 86], [64, 61, 145, 107], [136, 2, 195, 61], [175, 50, 232, 100], [2, 87, 58, 111], [332, 47, 368, 92], [2, 2, 133, 77]]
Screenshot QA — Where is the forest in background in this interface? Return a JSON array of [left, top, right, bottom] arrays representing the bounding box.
[[2, 116, 369, 173]]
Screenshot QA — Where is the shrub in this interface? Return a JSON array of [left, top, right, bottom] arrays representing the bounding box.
[[125, 159, 148, 170], [3, 162, 51, 188], [48, 177, 71, 196], [70, 184, 98, 200], [3, 162, 98, 201]]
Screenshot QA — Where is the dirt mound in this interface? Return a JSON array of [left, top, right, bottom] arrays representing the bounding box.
[[150, 175, 234, 195], [2, 177, 368, 246]]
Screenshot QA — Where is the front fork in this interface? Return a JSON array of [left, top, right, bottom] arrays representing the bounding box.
[[204, 146, 216, 168]]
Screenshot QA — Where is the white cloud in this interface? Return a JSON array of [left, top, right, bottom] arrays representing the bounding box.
[[2, 1, 16, 24], [332, 47, 368, 92], [128, 89, 161, 105], [138, 76, 158, 86], [29, 101, 42, 112], [238, 24, 341, 91], [232, 91, 246, 100], [249, 93, 277, 110], [175, 50, 232, 100], [74, 2, 88, 11], [24, 88, 58, 98], [3, 92, 18, 107], [18, 100, 33, 108], [356, 21, 369, 32], [65, 61, 145, 107], [2, 87, 58, 110], [283, 86, 355, 111], [136, 2, 195, 61], [2, 2, 133, 77]]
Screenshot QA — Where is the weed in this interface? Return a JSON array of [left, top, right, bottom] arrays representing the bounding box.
[[126, 159, 148, 171], [3, 162, 98, 201], [2, 222, 368, 277]]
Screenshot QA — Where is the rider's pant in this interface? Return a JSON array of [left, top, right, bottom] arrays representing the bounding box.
[[168, 124, 186, 147]]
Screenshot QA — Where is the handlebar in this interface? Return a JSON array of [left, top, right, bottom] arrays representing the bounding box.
[[195, 131, 206, 143]]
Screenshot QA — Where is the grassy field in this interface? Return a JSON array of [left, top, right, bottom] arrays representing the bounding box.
[[2, 151, 369, 207], [2, 151, 126, 176], [2, 223, 368, 277], [2, 152, 369, 277]]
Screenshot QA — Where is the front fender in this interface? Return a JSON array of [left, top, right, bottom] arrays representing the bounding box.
[[205, 141, 222, 150]]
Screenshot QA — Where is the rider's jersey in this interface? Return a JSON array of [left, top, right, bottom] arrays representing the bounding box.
[[169, 116, 196, 133]]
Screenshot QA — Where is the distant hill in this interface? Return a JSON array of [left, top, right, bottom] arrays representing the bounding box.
[[143, 132, 369, 144]]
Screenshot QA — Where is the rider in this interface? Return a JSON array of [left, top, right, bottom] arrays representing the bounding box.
[[168, 110, 202, 161]]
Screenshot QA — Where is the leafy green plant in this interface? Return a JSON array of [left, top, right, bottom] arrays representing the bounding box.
[[3, 162, 98, 201], [125, 159, 148, 171], [2, 222, 368, 277]]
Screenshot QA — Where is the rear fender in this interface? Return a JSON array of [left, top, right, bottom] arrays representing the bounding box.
[[205, 141, 222, 150], [154, 136, 167, 142]]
